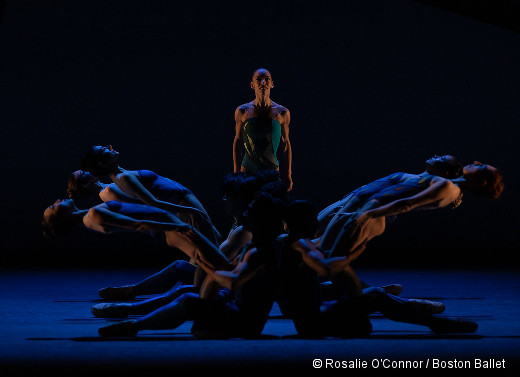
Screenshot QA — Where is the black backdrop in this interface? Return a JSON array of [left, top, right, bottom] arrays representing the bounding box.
[[1, 0, 518, 268]]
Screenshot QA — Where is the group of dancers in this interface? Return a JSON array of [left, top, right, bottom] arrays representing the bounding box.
[[42, 68, 504, 338]]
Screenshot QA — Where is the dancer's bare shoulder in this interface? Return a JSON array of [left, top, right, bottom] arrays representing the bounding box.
[[271, 101, 290, 124], [235, 102, 255, 122]]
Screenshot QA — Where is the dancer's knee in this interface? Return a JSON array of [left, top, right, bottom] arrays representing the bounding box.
[[172, 259, 193, 268], [176, 292, 200, 312], [171, 260, 196, 283], [362, 286, 386, 296]]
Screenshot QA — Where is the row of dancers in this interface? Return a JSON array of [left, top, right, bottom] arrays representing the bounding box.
[[42, 143, 503, 337]]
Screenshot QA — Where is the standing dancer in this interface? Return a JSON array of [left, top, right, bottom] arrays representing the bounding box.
[[233, 68, 293, 191]]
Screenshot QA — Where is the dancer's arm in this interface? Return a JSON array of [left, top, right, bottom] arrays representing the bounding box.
[[195, 248, 262, 291], [85, 206, 145, 231], [86, 204, 189, 233], [182, 229, 230, 270], [292, 238, 363, 295], [357, 178, 454, 223], [279, 109, 293, 191], [292, 238, 356, 276], [233, 108, 244, 172], [135, 220, 192, 232], [291, 238, 333, 276], [118, 173, 205, 216]]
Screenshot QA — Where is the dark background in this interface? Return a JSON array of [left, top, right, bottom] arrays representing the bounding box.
[[1, 0, 518, 268]]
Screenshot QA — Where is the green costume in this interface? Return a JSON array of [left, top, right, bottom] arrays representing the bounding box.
[[241, 117, 282, 173]]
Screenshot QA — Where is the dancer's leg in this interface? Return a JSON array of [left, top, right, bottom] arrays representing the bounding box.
[[98, 293, 234, 337], [133, 292, 202, 330], [133, 260, 196, 295], [92, 284, 197, 318], [361, 287, 476, 333], [98, 260, 196, 300], [98, 292, 201, 337], [132, 284, 198, 314]]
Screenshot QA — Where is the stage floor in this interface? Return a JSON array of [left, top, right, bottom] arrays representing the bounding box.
[[1, 266, 519, 373]]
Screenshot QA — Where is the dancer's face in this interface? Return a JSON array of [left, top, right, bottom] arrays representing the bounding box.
[[93, 145, 119, 159], [251, 69, 274, 95], [425, 155, 461, 178], [43, 199, 76, 219], [462, 162, 502, 199], [71, 170, 99, 187], [463, 161, 496, 176], [90, 145, 119, 170], [461, 162, 498, 192], [425, 155, 456, 165]]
